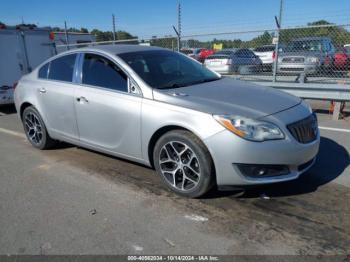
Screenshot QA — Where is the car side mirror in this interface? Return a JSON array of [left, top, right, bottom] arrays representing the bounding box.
[[128, 78, 142, 96]]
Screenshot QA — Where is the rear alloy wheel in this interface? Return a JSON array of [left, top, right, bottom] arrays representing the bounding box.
[[22, 106, 56, 150], [153, 130, 215, 198]]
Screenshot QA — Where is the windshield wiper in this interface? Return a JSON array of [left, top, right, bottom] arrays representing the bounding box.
[[157, 77, 220, 90], [158, 83, 187, 89]]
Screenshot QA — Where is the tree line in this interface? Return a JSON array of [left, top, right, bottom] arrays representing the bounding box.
[[51, 27, 137, 42], [5, 20, 350, 49]]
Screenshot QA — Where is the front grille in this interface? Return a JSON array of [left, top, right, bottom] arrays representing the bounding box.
[[287, 114, 318, 144], [282, 57, 305, 63]]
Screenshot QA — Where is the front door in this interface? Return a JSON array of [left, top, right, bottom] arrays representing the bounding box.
[[74, 53, 142, 159]]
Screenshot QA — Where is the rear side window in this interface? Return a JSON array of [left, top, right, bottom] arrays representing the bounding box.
[[82, 53, 127, 92], [38, 63, 49, 79], [48, 54, 77, 82]]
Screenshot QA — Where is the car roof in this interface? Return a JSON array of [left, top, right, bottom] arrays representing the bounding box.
[[60, 44, 167, 56]]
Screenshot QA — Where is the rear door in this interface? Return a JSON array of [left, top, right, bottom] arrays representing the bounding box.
[[74, 52, 142, 159], [36, 54, 79, 141]]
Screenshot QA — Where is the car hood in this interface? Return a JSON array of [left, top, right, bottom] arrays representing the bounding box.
[[152, 77, 301, 119]]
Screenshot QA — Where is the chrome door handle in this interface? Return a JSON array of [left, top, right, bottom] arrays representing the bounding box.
[[76, 96, 88, 103], [39, 88, 46, 93]]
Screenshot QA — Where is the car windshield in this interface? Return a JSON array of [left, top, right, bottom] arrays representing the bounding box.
[[285, 40, 323, 52], [118, 50, 220, 89]]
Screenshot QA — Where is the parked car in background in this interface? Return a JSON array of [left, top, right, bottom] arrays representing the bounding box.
[[253, 44, 285, 71], [204, 48, 262, 74], [197, 48, 214, 63], [14, 45, 319, 198], [181, 48, 214, 63], [181, 48, 202, 59], [277, 37, 335, 75], [0, 85, 14, 105], [180, 48, 194, 56], [333, 47, 350, 70]]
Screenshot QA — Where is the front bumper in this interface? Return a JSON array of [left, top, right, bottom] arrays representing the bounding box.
[[204, 104, 320, 186]]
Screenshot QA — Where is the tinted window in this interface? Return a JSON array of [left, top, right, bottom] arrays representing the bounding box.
[[236, 49, 251, 57], [48, 54, 76, 82], [38, 63, 49, 79], [180, 49, 193, 55], [239, 49, 254, 58], [285, 40, 323, 52], [215, 50, 235, 55], [254, 46, 275, 52], [82, 53, 127, 92], [119, 50, 220, 89]]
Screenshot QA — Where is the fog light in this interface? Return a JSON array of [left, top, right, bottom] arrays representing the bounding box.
[[235, 164, 289, 178]]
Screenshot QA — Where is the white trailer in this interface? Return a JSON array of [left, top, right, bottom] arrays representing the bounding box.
[[0, 24, 56, 105], [53, 32, 96, 53]]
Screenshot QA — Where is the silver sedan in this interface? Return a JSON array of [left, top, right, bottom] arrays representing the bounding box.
[[14, 45, 320, 198]]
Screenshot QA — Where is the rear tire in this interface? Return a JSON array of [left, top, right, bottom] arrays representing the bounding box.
[[153, 130, 215, 198], [22, 106, 56, 150]]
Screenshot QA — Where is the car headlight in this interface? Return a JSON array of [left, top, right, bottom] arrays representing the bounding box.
[[306, 57, 319, 63], [213, 115, 284, 142]]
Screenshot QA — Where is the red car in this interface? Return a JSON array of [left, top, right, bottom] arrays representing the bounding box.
[[334, 48, 350, 69], [198, 49, 214, 62]]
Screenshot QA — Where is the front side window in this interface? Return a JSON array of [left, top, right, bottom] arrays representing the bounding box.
[[118, 50, 220, 89], [38, 63, 49, 79], [82, 53, 127, 92], [48, 54, 77, 82]]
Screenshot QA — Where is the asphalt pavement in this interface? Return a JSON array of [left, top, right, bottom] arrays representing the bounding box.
[[0, 104, 349, 255]]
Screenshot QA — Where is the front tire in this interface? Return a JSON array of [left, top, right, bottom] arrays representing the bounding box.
[[22, 106, 56, 150], [153, 130, 215, 198]]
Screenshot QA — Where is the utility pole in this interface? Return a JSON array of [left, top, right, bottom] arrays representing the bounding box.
[[112, 14, 116, 44], [272, 0, 284, 82], [177, 1, 181, 51], [64, 21, 69, 50]]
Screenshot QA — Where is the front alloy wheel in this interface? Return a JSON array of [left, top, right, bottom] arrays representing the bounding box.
[[159, 141, 201, 191], [154, 130, 214, 198]]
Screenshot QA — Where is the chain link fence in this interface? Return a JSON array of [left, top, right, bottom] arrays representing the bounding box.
[[57, 23, 350, 84]]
